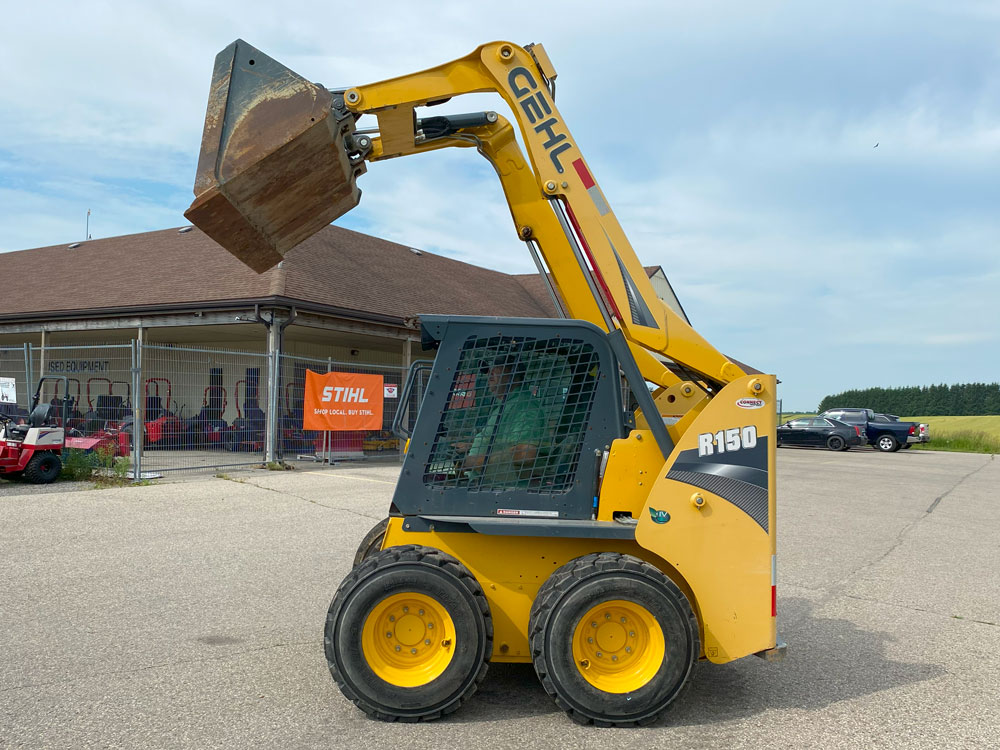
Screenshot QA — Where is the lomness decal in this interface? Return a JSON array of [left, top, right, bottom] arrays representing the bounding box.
[[303, 370, 384, 431]]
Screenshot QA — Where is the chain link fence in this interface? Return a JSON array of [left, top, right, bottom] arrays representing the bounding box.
[[0, 345, 33, 420], [137, 344, 271, 473], [4, 342, 418, 477], [276, 354, 406, 465]]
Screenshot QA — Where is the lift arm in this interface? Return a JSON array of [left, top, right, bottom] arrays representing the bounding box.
[[185, 40, 746, 390]]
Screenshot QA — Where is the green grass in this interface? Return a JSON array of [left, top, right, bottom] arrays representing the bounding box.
[[903, 415, 1000, 437], [904, 415, 1000, 454]]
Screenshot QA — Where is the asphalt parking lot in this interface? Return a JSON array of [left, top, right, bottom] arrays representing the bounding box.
[[2, 449, 998, 749]]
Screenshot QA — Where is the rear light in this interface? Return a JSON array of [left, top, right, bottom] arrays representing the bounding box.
[[909, 425, 916, 435], [771, 555, 777, 617], [854, 426, 861, 437]]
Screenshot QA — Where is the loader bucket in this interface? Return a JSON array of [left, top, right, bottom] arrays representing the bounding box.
[[184, 39, 364, 273]]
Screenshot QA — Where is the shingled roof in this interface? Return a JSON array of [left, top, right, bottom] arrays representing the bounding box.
[[0, 225, 553, 323]]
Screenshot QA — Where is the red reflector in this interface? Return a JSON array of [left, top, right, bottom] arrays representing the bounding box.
[[572, 158, 596, 189], [771, 586, 777, 617]]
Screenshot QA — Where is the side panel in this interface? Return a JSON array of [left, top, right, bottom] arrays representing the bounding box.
[[382, 519, 700, 664], [635, 375, 777, 664], [23, 428, 64, 448]]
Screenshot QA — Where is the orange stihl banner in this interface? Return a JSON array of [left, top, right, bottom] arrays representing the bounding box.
[[303, 370, 384, 431]]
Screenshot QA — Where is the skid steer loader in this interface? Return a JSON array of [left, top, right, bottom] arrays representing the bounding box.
[[185, 39, 784, 726]]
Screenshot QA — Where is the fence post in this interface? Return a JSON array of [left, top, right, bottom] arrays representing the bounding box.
[[401, 338, 411, 464], [264, 319, 280, 464], [38, 331, 47, 381], [324, 356, 333, 464], [23, 343, 32, 403], [131, 340, 143, 481]]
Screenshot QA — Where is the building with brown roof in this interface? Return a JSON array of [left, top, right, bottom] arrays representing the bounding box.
[[0, 224, 761, 465]]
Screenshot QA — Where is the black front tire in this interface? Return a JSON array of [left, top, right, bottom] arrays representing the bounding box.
[[325, 545, 492, 722], [24, 452, 62, 484], [529, 552, 698, 727], [353, 517, 390, 568]]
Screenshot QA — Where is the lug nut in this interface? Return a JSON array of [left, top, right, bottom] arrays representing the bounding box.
[[612, 655, 618, 662], [418, 609, 424, 616], [425, 639, 431, 645], [395, 645, 401, 652], [411, 648, 417, 654], [596, 652, 603, 658], [403, 606, 409, 613], [386, 632, 392, 638], [389, 615, 395, 622], [427, 623, 434, 629], [588, 637, 594, 644], [629, 631, 635, 637], [620, 617, 627, 623], [625, 647, 632, 653]]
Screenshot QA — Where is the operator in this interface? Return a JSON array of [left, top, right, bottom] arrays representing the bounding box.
[[453, 354, 546, 486]]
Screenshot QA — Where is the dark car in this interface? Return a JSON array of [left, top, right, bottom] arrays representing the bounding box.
[[777, 417, 864, 451]]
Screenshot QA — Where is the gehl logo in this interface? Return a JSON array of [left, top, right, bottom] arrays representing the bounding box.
[[508, 67, 573, 172], [321, 386, 369, 403]]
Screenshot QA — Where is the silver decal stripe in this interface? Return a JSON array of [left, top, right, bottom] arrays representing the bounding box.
[[666, 468, 769, 533], [587, 186, 610, 216], [604, 230, 658, 328]]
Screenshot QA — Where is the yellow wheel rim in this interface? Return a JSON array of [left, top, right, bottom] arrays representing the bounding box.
[[361, 592, 456, 687], [571, 599, 665, 693]]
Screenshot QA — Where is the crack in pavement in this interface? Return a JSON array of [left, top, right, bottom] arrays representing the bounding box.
[[843, 593, 999, 628], [815, 458, 992, 600], [1, 640, 316, 694], [217, 475, 381, 522]]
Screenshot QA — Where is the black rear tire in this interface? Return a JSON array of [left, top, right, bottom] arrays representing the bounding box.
[[24, 452, 62, 484], [353, 517, 390, 568], [529, 552, 698, 727], [876, 434, 898, 452], [325, 545, 492, 722], [826, 435, 846, 451]]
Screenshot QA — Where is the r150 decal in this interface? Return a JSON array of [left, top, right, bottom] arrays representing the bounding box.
[[698, 425, 758, 457]]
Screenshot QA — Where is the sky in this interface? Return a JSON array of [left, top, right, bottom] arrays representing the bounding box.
[[1, 1, 998, 410]]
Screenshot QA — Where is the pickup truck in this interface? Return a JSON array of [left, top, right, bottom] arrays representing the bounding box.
[[876, 414, 930, 449], [818, 407, 920, 452]]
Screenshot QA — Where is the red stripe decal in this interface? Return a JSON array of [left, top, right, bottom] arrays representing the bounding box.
[[564, 202, 624, 322], [771, 586, 777, 617], [572, 158, 595, 189]]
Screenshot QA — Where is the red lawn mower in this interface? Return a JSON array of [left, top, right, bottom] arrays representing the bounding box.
[[118, 378, 185, 450], [0, 376, 115, 483]]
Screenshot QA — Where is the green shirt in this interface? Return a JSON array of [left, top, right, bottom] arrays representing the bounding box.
[[467, 388, 546, 486]]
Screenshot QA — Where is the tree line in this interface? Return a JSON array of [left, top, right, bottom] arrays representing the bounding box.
[[817, 383, 1000, 416]]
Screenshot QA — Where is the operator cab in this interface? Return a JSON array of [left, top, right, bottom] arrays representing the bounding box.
[[392, 316, 664, 529]]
